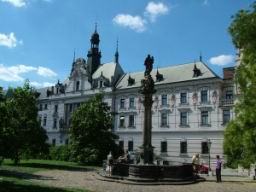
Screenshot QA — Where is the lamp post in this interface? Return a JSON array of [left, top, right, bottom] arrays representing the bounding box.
[[207, 139, 212, 176]]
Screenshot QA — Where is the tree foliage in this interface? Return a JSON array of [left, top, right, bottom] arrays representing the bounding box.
[[224, 2, 256, 168], [0, 81, 49, 164], [70, 94, 119, 164]]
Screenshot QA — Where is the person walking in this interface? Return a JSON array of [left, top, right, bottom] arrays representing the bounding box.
[[192, 153, 200, 175], [215, 155, 222, 182], [192, 153, 200, 176]]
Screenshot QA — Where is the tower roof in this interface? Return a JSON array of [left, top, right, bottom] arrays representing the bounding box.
[[90, 24, 100, 45]]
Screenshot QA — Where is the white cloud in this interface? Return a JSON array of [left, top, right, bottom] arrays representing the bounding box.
[[1, 0, 26, 7], [209, 54, 234, 66], [37, 66, 57, 77], [145, 1, 169, 22], [0, 64, 57, 82], [30, 81, 55, 88], [0, 32, 22, 48], [113, 2, 169, 32], [113, 14, 146, 32], [8, 65, 37, 74], [0, 64, 24, 81]]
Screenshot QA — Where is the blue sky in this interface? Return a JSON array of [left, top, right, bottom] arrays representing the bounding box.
[[0, 0, 254, 89]]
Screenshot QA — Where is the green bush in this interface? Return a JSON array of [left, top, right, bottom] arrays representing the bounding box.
[[0, 156, 4, 165], [49, 145, 72, 161]]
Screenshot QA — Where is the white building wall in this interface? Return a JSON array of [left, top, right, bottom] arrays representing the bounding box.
[[38, 67, 234, 169], [113, 79, 233, 169]]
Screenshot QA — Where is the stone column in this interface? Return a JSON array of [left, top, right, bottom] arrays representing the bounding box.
[[140, 55, 156, 164], [142, 93, 154, 164]]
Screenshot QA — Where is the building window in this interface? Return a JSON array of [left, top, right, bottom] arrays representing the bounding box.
[[201, 111, 209, 125], [39, 104, 42, 111], [223, 109, 230, 124], [119, 140, 124, 150], [76, 81, 80, 91], [69, 104, 72, 112], [38, 116, 42, 125], [161, 141, 167, 153], [161, 94, 168, 106], [52, 139, 56, 146], [99, 80, 103, 88], [54, 104, 58, 113], [180, 92, 187, 104], [120, 98, 125, 109], [43, 116, 47, 126], [201, 141, 209, 154], [129, 98, 135, 109], [128, 115, 135, 127], [65, 139, 69, 145], [201, 90, 208, 103], [119, 115, 125, 128], [44, 104, 47, 110], [225, 90, 233, 100], [68, 118, 72, 128], [53, 118, 57, 129], [180, 141, 187, 154], [161, 112, 168, 127], [128, 141, 133, 151], [180, 112, 188, 126]]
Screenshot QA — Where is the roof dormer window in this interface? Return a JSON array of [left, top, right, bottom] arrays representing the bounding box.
[[156, 69, 163, 82], [128, 75, 135, 86], [76, 81, 80, 91], [193, 64, 202, 77]]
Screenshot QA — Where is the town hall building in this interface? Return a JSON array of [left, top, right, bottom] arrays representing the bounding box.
[[37, 28, 235, 167]]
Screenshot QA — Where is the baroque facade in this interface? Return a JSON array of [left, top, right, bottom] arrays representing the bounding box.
[[37, 29, 235, 168]]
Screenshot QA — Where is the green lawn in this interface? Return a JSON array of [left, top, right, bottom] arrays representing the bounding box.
[[0, 159, 94, 192]]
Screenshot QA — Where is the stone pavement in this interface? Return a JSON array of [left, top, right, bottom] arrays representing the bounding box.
[[29, 170, 256, 192], [202, 174, 255, 183]]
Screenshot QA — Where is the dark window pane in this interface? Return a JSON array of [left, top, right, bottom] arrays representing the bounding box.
[[180, 141, 187, 153], [223, 109, 230, 124], [128, 141, 133, 151], [201, 111, 208, 125], [161, 141, 167, 153], [180, 92, 187, 104], [162, 95, 167, 106], [201, 142, 209, 154], [180, 112, 187, 125], [119, 140, 124, 149], [201, 90, 208, 103], [120, 99, 125, 109], [161, 112, 168, 126]]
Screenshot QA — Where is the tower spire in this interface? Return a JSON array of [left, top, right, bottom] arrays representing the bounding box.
[[87, 25, 101, 83], [199, 51, 202, 62], [115, 39, 119, 63], [95, 22, 97, 33], [73, 48, 76, 63]]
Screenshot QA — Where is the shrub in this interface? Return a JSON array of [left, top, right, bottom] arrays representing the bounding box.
[[49, 145, 72, 161]]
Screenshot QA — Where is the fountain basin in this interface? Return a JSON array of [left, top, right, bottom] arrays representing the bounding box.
[[129, 163, 194, 180]]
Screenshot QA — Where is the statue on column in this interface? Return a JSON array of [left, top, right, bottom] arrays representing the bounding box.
[[144, 54, 154, 76]]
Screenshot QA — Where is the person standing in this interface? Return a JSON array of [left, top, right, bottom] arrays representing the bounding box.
[[107, 151, 113, 176], [215, 155, 222, 182]]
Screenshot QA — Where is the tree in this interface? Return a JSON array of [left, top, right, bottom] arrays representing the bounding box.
[[0, 81, 49, 164], [224, 2, 256, 168], [70, 94, 119, 164], [0, 87, 6, 164]]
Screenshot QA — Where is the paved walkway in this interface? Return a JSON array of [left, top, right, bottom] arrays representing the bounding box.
[[29, 170, 256, 192]]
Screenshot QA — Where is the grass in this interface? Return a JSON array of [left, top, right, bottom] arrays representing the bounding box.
[[0, 159, 94, 192]]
